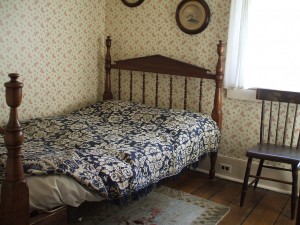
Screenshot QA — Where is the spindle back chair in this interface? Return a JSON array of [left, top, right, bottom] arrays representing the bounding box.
[[240, 88, 300, 220]]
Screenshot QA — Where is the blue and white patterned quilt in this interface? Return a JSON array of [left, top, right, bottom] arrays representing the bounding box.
[[0, 100, 220, 200]]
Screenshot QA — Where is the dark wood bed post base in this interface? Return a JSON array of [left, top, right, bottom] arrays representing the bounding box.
[[210, 40, 225, 178], [209, 152, 218, 178], [0, 74, 29, 225]]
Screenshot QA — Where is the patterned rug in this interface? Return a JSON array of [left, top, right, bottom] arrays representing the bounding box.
[[72, 186, 230, 225]]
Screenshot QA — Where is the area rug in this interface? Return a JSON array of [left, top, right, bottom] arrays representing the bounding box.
[[74, 186, 230, 225]]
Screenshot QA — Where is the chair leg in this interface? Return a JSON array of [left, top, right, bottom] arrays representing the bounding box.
[[240, 157, 253, 207], [296, 186, 300, 224], [291, 164, 298, 220], [253, 159, 264, 190]]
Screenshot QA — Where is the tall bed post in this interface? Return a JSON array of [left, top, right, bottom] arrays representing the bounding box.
[[103, 36, 113, 100], [210, 40, 225, 178], [1, 74, 29, 225]]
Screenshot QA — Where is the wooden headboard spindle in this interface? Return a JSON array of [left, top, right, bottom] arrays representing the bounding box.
[[155, 74, 159, 107], [118, 69, 121, 100], [1, 73, 29, 225], [199, 78, 203, 112], [184, 77, 188, 110], [142, 72, 146, 104], [169, 76, 173, 109], [129, 71, 133, 102]]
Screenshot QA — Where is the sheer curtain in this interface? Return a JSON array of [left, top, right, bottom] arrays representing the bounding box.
[[224, 0, 249, 89], [225, 0, 300, 92]]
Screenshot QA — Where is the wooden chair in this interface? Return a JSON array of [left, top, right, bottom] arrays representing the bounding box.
[[240, 88, 300, 220]]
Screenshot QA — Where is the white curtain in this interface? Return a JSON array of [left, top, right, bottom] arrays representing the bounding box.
[[225, 0, 300, 92], [224, 0, 249, 89]]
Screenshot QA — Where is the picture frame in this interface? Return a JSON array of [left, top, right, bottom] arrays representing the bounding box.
[[121, 0, 144, 7], [176, 0, 210, 35]]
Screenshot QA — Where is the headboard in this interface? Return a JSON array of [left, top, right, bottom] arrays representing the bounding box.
[[103, 36, 224, 129]]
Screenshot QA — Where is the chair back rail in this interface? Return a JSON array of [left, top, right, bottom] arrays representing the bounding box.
[[257, 89, 300, 149]]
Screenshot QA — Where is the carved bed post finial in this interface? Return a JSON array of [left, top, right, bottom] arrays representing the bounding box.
[[1, 73, 29, 225], [212, 40, 224, 129], [210, 41, 225, 179], [103, 36, 113, 100]]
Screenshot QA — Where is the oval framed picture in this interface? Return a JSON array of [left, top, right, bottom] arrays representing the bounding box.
[[176, 0, 210, 35], [121, 0, 144, 7]]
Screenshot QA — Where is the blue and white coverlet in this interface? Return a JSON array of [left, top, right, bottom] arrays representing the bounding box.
[[0, 100, 220, 200]]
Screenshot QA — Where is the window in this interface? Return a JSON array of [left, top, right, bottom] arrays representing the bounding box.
[[225, 0, 300, 92]]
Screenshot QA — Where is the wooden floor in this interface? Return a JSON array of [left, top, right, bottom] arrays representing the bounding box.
[[162, 170, 295, 225]]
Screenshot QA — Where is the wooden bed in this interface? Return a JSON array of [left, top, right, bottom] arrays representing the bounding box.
[[0, 36, 224, 225]]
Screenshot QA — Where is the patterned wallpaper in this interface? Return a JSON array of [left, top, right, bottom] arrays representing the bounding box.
[[0, 0, 106, 125], [1, 0, 295, 161]]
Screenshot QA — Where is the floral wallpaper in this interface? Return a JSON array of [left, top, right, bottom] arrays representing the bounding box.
[[1, 0, 297, 162], [0, 0, 106, 125]]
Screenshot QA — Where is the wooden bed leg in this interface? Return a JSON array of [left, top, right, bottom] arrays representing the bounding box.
[[1, 73, 29, 225], [209, 152, 217, 178], [103, 36, 113, 100]]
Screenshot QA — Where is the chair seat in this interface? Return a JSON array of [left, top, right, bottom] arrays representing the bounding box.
[[247, 144, 300, 165]]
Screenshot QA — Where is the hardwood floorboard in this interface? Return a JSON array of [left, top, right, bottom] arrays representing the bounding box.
[[163, 170, 296, 225], [173, 171, 208, 194], [220, 188, 267, 225], [191, 176, 227, 199], [240, 190, 289, 225], [209, 180, 241, 205], [163, 169, 196, 189], [275, 198, 295, 225]]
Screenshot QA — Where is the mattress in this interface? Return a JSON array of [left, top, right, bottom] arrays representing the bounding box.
[[0, 175, 102, 211]]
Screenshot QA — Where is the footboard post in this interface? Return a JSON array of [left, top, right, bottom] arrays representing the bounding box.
[[103, 36, 113, 100], [210, 41, 225, 178], [1, 74, 29, 225]]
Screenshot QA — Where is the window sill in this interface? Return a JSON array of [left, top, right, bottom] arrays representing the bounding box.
[[226, 88, 257, 102]]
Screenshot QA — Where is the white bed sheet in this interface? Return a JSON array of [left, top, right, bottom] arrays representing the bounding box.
[[0, 175, 103, 212]]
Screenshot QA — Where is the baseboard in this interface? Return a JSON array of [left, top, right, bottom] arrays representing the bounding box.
[[194, 154, 297, 195]]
